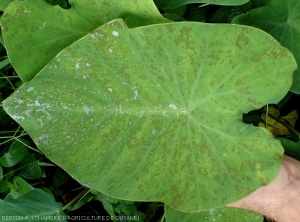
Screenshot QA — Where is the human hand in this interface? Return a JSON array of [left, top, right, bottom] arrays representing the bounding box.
[[228, 155, 300, 222]]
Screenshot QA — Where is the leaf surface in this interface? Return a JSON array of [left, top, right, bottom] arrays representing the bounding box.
[[0, 0, 14, 11], [0, 139, 29, 167], [165, 206, 263, 222], [0, 0, 170, 82], [0, 189, 66, 221], [154, 0, 248, 10], [3, 19, 297, 211], [232, 0, 300, 93], [9, 176, 34, 198], [19, 153, 44, 179]]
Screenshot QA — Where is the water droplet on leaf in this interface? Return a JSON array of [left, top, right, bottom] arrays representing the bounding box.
[[112, 31, 119, 37], [107, 88, 114, 93]]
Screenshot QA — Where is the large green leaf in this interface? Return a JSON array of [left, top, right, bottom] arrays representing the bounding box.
[[232, 0, 300, 93], [9, 176, 34, 198], [19, 152, 44, 179], [3, 19, 296, 212], [165, 206, 263, 222], [0, 0, 170, 82], [0, 139, 29, 167], [154, 0, 248, 10], [0, 189, 66, 221], [0, 0, 14, 11]]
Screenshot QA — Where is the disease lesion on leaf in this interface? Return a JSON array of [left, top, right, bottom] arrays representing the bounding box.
[[235, 33, 249, 50]]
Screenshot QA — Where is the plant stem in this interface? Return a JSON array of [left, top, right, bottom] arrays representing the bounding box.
[[62, 188, 90, 211]]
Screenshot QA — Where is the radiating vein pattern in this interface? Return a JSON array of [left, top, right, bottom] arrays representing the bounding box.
[[3, 19, 296, 212]]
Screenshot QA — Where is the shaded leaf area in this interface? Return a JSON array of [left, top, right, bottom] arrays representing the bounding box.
[[0, 167, 2, 181], [0, 189, 66, 221], [19, 152, 44, 179], [67, 189, 155, 221], [161, 5, 187, 22], [165, 206, 263, 222], [3, 19, 296, 212], [0, 139, 29, 167], [205, 0, 272, 23], [95, 192, 147, 222], [9, 176, 34, 198], [0, 0, 170, 82], [154, 0, 248, 10], [0, 135, 45, 194], [232, 0, 300, 93], [164, 0, 272, 23], [0, 39, 20, 147], [0, 0, 14, 11], [0, 168, 13, 193]]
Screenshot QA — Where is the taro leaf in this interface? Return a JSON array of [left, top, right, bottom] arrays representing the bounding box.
[[165, 206, 263, 222], [0, 0, 14, 11], [0, 166, 2, 181], [10, 176, 34, 198], [96, 193, 117, 221], [232, 0, 300, 93], [67, 191, 95, 211], [154, 0, 248, 10], [161, 5, 187, 21], [0, 189, 66, 221], [53, 168, 70, 187], [0, 0, 170, 82], [3, 19, 297, 212], [0, 168, 13, 193], [19, 152, 44, 179], [0, 139, 29, 167]]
